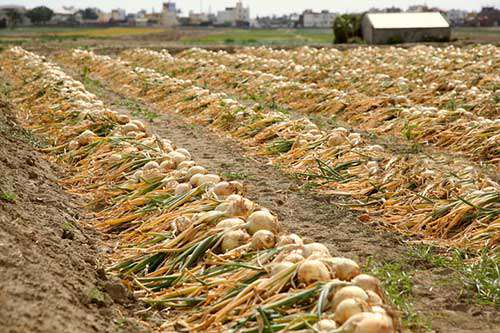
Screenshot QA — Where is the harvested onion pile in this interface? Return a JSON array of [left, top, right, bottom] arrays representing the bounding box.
[[54, 49, 499, 250], [1, 46, 399, 332]]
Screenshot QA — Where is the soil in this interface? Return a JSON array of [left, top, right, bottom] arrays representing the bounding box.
[[64, 67, 499, 333], [0, 96, 152, 333]]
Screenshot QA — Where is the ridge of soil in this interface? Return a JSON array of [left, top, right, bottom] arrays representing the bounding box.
[[64, 67, 499, 333], [0, 96, 152, 333]]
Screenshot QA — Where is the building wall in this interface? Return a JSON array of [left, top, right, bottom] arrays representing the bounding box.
[[370, 27, 451, 44], [303, 12, 336, 28], [361, 15, 373, 43]]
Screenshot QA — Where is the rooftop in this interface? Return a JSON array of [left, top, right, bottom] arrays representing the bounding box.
[[366, 12, 450, 29]]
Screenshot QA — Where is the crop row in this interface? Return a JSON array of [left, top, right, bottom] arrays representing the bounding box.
[[1, 46, 398, 332], [53, 49, 499, 250]]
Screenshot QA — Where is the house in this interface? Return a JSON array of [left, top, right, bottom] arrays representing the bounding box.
[[301, 10, 337, 28], [161, 2, 178, 27], [0, 5, 31, 28], [361, 12, 451, 44], [216, 1, 250, 27]]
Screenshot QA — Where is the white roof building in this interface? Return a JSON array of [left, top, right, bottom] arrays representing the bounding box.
[[361, 12, 451, 44]]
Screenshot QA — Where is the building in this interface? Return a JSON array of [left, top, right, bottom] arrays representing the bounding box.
[[161, 2, 178, 27], [301, 10, 337, 28], [0, 5, 30, 28], [446, 9, 468, 26], [216, 1, 250, 27], [475, 7, 500, 27], [361, 12, 451, 44], [110, 9, 126, 22]]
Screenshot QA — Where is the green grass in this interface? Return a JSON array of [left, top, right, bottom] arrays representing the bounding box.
[[0, 191, 16, 203], [181, 28, 334, 46], [221, 171, 252, 181]]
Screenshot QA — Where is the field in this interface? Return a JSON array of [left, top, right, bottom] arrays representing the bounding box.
[[0, 28, 498, 333]]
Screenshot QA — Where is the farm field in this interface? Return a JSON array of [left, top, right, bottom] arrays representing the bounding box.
[[0, 35, 498, 333]]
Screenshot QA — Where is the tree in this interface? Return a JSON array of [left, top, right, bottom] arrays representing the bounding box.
[[80, 8, 98, 20], [333, 14, 363, 43], [27, 6, 54, 25], [5, 9, 23, 29]]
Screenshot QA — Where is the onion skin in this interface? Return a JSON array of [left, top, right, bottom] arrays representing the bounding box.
[[336, 312, 394, 333], [213, 181, 239, 197], [186, 165, 207, 178], [221, 230, 250, 252], [190, 173, 204, 187], [277, 233, 303, 247], [297, 259, 331, 285], [68, 140, 80, 150], [352, 274, 382, 296], [313, 319, 337, 331], [216, 218, 245, 230], [331, 286, 369, 311], [143, 161, 160, 171], [334, 298, 368, 324], [303, 242, 330, 258], [199, 174, 221, 186], [270, 261, 294, 277], [246, 211, 279, 235], [251, 230, 276, 250], [175, 183, 192, 196], [322, 257, 360, 281]]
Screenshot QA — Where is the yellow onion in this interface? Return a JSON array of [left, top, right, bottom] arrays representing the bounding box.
[[108, 153, 122, 164], [142, 168, 163, 181], [224, 197, 255, 217], [186, 165, 207, 178], [77, 129, 97, 145], [284, 252, 305, 263], [167, 151, 188, 164], [327, 132, 346, 147], [322, 257, 360, 281], [251, 230, 275, 250], [171, 216, 191, 234], [270, 261, 294, 277], [221, 229, 250, 252], [246, 210, 279, 235], [199, 174, 221, 186], [143, 161, 160, 171], [335, 312, 393, 333], [366, 290, 383, 305], [131, 119, 145, 131], [370, 305, 387, 315], [132, 170, 144, 182], [175, 148, 191, 159], [352, 274, 382, 296], [277, 233, 303, 247], [313, 319, 337, 332], [115, 114, 130, 124], [216, 218, 245, 230], [297, 259, 331, 285], [303, 242, 330, 258], [331, 286, 368, 311], [177, 160, 196, 170], [175, 183, 192, 196], [334, 298, 368, 324], [212, 181, 235, 196], [190, 173, 204, 187], [160, 159, 175, 171], [122, 122, 139, 134]]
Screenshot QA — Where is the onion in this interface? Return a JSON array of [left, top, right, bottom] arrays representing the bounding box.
[[352, 274, 382, 296], [226, 194, 243, 202], [277, 233, 303, 247], [224, 197, 255, 217], [216, 218, 245, 230], [327, 132, 346, 147], [330, 286, 368, 311], [186, 165, 207, 178], [167, 151, 188, 164], [297, 259, 331, 285], [190, 173, 204, 187], [251, 230, 275, 250], [246, 210, 279, 235], [160, 159, 175, 171], [212, 181, 242, 196], [116, 114, 130, 124], [366, 290, 383, 305], [177, 160, 196, 170], [334, 298, 368, 324], [131, 119, 145, 131], [321, 257, 360, 281], [143, 161, 160, 171], [284, 252, 305, 263], [270, 261, 294, 277], [132, 170, 143, 182], [303, 242, 330, 258], [199, 174, 221, 186], [122, 123, 139, 134], [175, 183, 192, 196], [142, 168, 163, 181], [68, 140, 80, 150], [171, 216, 191, 234], [370, 305, 387, 315], [108, 153, 122, 163], [77, 129, 96, 145], [175, 148, 191, 159], [313, 319, 337, 331], [221, 229, 250, 252], [335, 312, 393, 333]]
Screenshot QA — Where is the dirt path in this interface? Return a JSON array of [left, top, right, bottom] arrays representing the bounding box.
[[0, 93, 152, 332], [57, 65, 499, 333]]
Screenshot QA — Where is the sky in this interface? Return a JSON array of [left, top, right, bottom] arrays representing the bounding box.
[[1, 0, 498, 17]]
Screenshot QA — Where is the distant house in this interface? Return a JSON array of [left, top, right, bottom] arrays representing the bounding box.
[[0, 5, 31, 27], [361, 12, 451, 44], [161, 2, 179, 27], [301, 10, 336, 28], [216, 1, 250, 27]]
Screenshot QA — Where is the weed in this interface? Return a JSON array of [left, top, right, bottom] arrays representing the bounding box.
[[401, 122, 417, 141], [221, 171, 251, 181], [0, 191, 16, 202], [266, 139, 293, 155]]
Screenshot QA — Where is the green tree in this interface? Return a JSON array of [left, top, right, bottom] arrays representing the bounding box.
[[26, 6, 54, 25], [333, 14, 363, 43], [80, 8, 98, 20], [5, 9, 23, 29]]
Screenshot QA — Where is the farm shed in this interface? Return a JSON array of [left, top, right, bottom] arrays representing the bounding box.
[[362, 12, 451, 44]]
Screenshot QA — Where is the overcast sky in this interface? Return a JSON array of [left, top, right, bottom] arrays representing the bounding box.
[[1, 1, 498, 17]]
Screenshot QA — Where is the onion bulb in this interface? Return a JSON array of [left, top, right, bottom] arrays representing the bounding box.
[[224, 197, 254, 217], [216, 218, 245, 230], [108, 153, 122, 163], [131, 119, 145, 132], [335, 312, 393, 333], [221, 229, 250, 252], [190, 173, 204, 187], [334, 298, 368, 324], [132, 170, 143, 182], [277, 233, 303, 247], [330, 286, 368, 311], [251, 230, 275, 250], [303, 242, 330, 258], [68, 140, 80, 150], [212, 181, 241, 197], [77, 130, 97, 145], [143, 161, 159, 171], [122, 123, 139, 134], [352, 274, 382, 296], [270, 261, 294, 277], [313, 319, 337, 332], [246, 210, 279, 235], [175, 183, 192, 196], [160, 159, 175, 171], [199, 174, 221, 186], [175, 148, 191, 159], [297, 259, 331, 285], [366, 290, 383, 305], [167, 151, 188, 165], [186, 165, 207, 178], [284, 252, 305, 263], [321, 257, 360, 281], [177, 160, 195, 170], [115, 114, 130, 124]]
